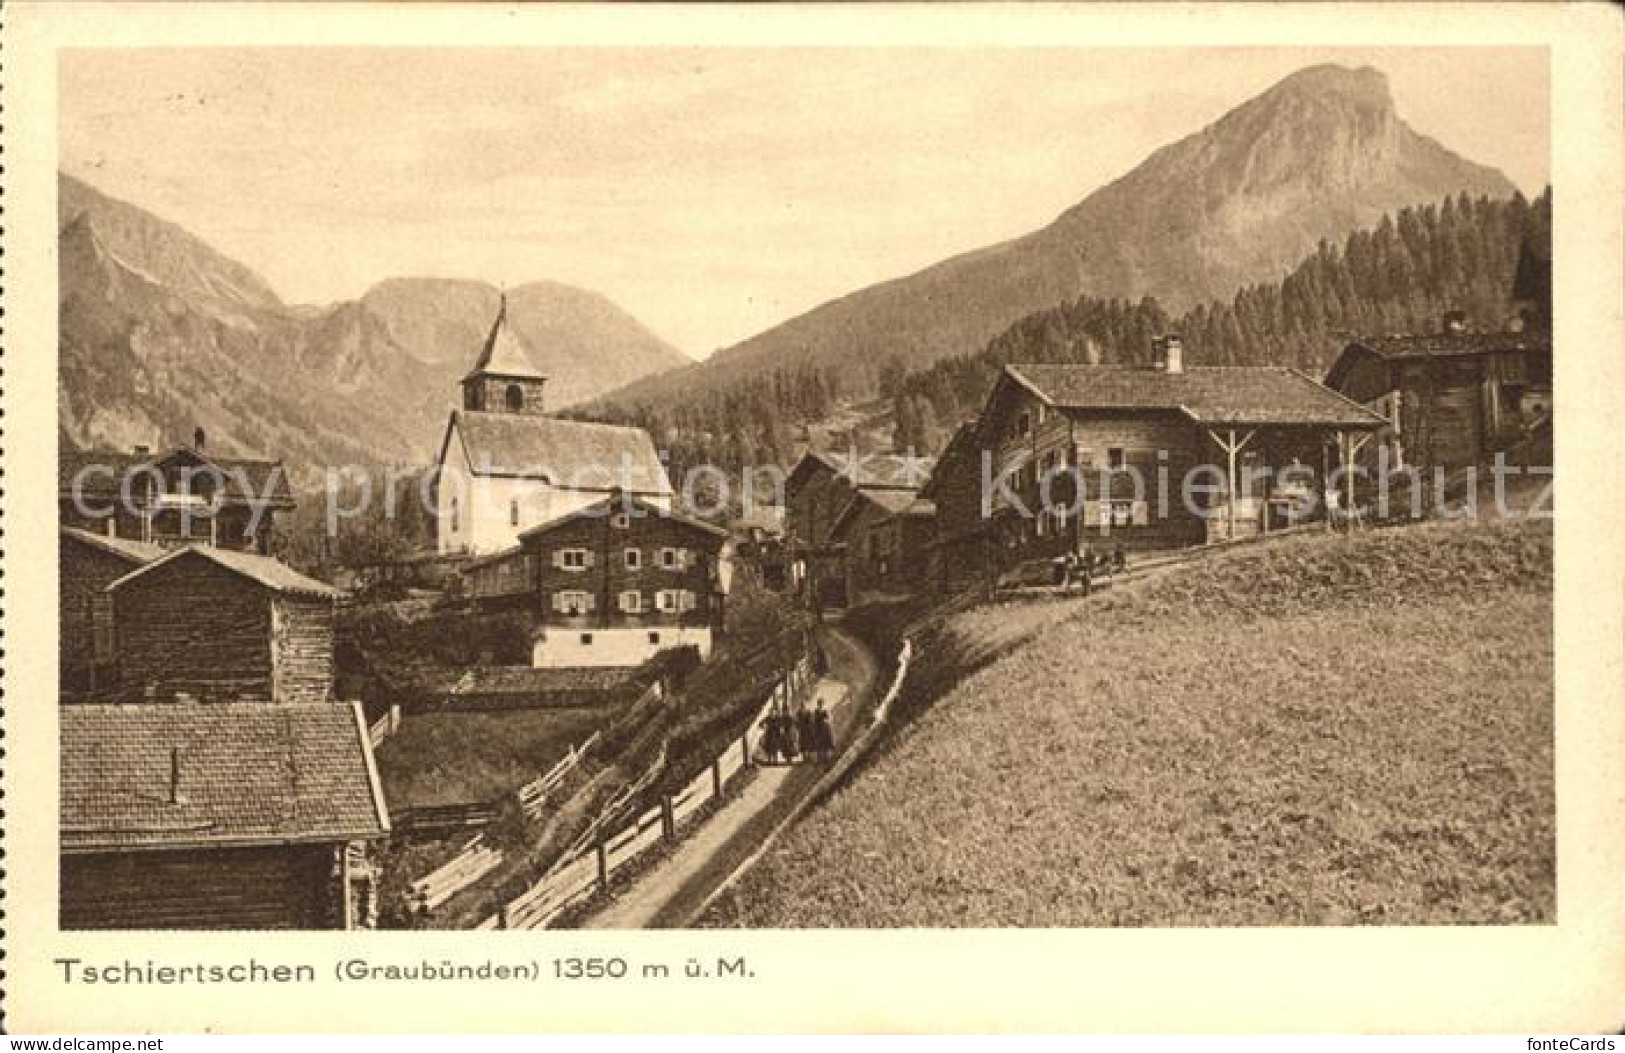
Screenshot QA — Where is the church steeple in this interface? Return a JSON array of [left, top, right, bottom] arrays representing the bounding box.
[[461, 292, 548, 415]]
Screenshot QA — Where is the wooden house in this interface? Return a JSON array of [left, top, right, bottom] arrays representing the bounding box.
[[462, 491, 729, 668], [930, 338, 1386, 579], [829, 487, 936, 600], [59, 434, 294, 554], [60, 527, 164, 696], [1325, 319, 1552, 473], [1326, 239, 1553, 473], [60, 702, 389, 929], [784, 449, 933, 609], [435, 297, 673, 556], [109, 546, 343, 706], [920, 419, 995, 594]]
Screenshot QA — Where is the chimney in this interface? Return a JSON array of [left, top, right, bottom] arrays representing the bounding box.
[[1154, 334, 1185, 374], [1442, 310, 1468, 334], [193, 426, 206, 452], [168, 747, 187, 805]]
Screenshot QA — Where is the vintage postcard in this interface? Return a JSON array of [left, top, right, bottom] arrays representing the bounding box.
[[3, 0, 1622, 1035]]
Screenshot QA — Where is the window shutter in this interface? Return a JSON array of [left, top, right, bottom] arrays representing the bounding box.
[[682, 590, 697, 612], [550, 592, 564, 613], [1082, 499, 1100, 526], [552, 549, 565, 569], [585, 593, 597, 612], [1132, 501, 1150, 526], [583, 549, 595, 568]]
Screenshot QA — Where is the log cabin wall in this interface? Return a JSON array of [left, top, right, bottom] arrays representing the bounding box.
[[61, 844, 339, 930], [60, 539, 141, 696], [271, 595, 337, 705], [113, 561, 275, 705], [527, 507, 724, 635]]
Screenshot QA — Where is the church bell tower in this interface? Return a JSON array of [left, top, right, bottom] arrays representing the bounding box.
[[461, 293, 548, 415]]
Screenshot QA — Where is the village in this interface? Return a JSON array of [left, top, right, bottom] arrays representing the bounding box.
[[56, 222, 1552, 930]]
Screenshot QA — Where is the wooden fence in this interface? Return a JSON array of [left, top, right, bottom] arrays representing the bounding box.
[[400, 727, 604, 912], [479, 654, 818, 930], [368, 704, 402, 748]]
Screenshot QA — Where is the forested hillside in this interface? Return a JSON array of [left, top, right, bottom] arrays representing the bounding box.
[[582, 189, 1551, 474]]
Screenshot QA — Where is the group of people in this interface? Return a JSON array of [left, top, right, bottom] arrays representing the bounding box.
[[1058, 542, 1128, 595], [758, 701, 835, 765]]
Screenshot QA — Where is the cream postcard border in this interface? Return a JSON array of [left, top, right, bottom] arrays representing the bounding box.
[[3, 1, 1622, 1034]]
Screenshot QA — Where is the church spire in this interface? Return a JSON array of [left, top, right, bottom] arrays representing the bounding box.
[[461, 291, 548, 414]]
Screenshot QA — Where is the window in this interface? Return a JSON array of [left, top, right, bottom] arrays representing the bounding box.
[[611, 512, 631, 529], [1108, 448, 1126, 471], [505, 384, 524, 412], [656, 589, 691, 613], [648, 631, 662, 646], [557, 548, 590, 571], [619, 590, 643, 613], [554, 590, 593, 615], [510, 498, 520, 526], [450, 496, 460, 534], [580, 633, 594, 645], [624, 548, 642, 570], [1016, 411, 1032, 439], [660, 547, 683, 570]]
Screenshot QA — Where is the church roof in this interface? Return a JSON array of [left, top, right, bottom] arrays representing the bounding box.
[[462, 295, 547, 382], [446, 411, 673, 495]]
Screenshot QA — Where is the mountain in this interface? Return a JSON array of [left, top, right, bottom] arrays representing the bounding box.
[[57, 172, 690, 482], [598, 64, 1515, 410]]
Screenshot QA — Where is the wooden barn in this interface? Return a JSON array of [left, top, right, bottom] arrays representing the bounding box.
[[784, 450, 933, 610], [928, 338, 1386, 582], [109, 546, 343, 706], [59, 437, 295, 554], [1325, 317, 1552, 473], [60, 702, 389, 929], [829, 487, 936, 600], [60, 527, 164, 697], [462, 490, 729, 669]]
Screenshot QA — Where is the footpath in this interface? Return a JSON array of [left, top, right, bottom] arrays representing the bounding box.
[[580, 624, 877, 929]]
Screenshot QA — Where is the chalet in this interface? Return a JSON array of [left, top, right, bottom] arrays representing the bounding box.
[[784, 449, 933, 608], [731, 506, 789, 591], [462, 491, 729, 668], [435, 297, 673, 556], [59, 432, 294, 554], [931, 337, 1386, 579], [109, 546, 343, 706], [60, 702, 389, 929], [829, 487, 936, 600], [1326, 239, 1552, 473], [60, 527, 164, 696], [920, 419, 991, 593]]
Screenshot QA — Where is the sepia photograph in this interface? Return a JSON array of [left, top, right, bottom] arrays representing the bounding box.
[[5, 0, 1623, 1036], [49, 42, 1560, 933]]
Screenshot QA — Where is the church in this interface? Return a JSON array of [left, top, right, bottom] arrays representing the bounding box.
[[435, 297, 674, 556]]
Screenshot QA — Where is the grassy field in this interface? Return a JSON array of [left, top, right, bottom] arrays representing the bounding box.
[[375, 703, 624, 809], [705, 518, 1554, 927]]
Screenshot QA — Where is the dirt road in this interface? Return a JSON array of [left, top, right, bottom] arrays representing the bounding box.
[[580, 624, 878, 929]]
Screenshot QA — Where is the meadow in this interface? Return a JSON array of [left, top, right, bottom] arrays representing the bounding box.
[[705, 519, 1554, 927]]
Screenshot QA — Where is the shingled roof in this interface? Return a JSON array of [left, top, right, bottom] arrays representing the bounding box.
[[1340, 330, 1552, 362], [830, 487, 935, 539], [462, 294, 547, 382], [59, 447, 295, 507], [516, 491, 727, 544], [60, 526, 165, 565], [1005, 364, 1386, 428], [445, 411, 672, 495], [61, 702, 389, 853], [787, 449, 937, 491], [108, 545, 343, 600]]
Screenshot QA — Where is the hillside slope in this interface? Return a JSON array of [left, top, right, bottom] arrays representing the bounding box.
[[705, 519, 1554, 927], [57, 172, 689, 478], [603, 64, 1513, 409]]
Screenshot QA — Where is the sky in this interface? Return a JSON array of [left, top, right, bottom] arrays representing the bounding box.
[[60, 47, 1548, 358]]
